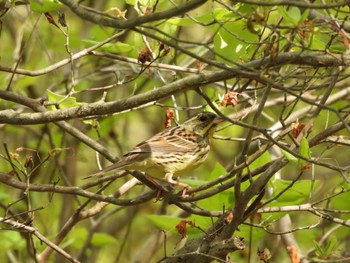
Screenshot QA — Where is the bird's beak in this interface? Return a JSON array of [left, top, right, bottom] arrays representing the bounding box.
[[213, 116, 225, 125]]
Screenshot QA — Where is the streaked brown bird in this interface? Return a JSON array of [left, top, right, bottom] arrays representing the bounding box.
[[85, 112, 222, 191]]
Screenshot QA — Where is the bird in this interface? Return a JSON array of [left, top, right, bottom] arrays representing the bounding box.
[[85, 111, 222, 193]]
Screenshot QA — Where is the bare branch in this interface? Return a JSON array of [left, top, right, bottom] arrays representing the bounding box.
[[1, 52, 350, 125], [59, 0, 208, 28]]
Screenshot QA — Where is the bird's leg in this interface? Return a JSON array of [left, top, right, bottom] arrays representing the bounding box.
[[165, 173, 190, 197], [145, 175, 165, 200]]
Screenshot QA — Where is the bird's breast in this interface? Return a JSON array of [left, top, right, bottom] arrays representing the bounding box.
[[156, 144, 210, 177]]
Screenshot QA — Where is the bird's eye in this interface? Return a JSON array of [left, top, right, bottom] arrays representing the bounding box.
[[198, 114, 208, 122]]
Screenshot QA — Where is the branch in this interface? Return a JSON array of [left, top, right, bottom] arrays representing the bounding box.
[[0, 172, 154, 206], [233, 0, 350, 9], [59, 0, 208, 29], [1, 52, 350, 125], [162, 219, 245, 263], [278, 215, 309, 263]]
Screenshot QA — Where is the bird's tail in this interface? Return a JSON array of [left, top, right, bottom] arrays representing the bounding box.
[[82, 162, 124, 179]]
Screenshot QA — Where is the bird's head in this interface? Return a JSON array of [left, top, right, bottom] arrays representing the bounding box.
[[182, 112, 223, 137]]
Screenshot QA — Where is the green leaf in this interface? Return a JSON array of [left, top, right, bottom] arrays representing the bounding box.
[[147, 215, 180, 232], [241, 151, 271, 185], [299, 137, 311, 158], [300, 8, 310, 23], [168, 8, 234, 26], [125, 0, 136, 5], [330, 183, 350, 210], [196, 8, 234, 23], [270, 179, 319, 204], [217, 33, 228, 49], [329, 45, 347, 53], [148, 215, 214, 239], [181, 163, 226, 187], [29, 0, 62, 13], [208, 162, 227, 181], [236, 3, 254, 13], [281, 149, 298, 163], [189, 214, 213, 230], [180, 178, 210, 187], [278, 6, 306, 26], [278, 6, 292, 23], [232, 223, 266, 242], [184, 163, 234, 211], [156, 20, 177, 41], [298, 137, 311, 166], [181, 163, 234, 211], [197, 188, 235, 211], [47, 90, 86, 110], [147, 215, 204, 237], [212, 8, 234, 21], [313, 237, 337, 258], [214, 20, 258, 63], [248, 151, 271, 171], [91, 233, 118, 247], [287, 7, 301, 25], [313, 240, 324, 257], [167, 17, 196, 27], [323, 237, 337, 257]]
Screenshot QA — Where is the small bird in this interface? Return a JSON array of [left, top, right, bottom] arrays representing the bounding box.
[[85, 112, 222, 192]]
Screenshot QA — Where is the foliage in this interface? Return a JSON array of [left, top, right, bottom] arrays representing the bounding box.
[[0, 0, 350, 262]]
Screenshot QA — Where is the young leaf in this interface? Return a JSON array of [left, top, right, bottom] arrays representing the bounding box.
[[208, 162, 227, 181], [47, 90, 86, 110], [91, 233, 118, 246], [313, 237, 337, 259], [298, 137, 311, 166], [214, 20, 258, 63], [281, 149, 298, 163], [313, 240, 324, 257], [287, 7, 301, 25], [270, 179, 319, 204], [147, 215, 181, 232], [300, 8, 310, 23], [278, 6, 305, 26], [167, 17, 196, 26], [323, 237, 337, 257]]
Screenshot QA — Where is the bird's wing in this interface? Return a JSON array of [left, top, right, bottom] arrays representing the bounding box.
[[130, 131, 198, 155], [83, 128, 198, 179]]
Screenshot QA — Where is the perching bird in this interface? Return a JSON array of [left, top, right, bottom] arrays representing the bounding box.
[[85, 112, 222, 191]]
